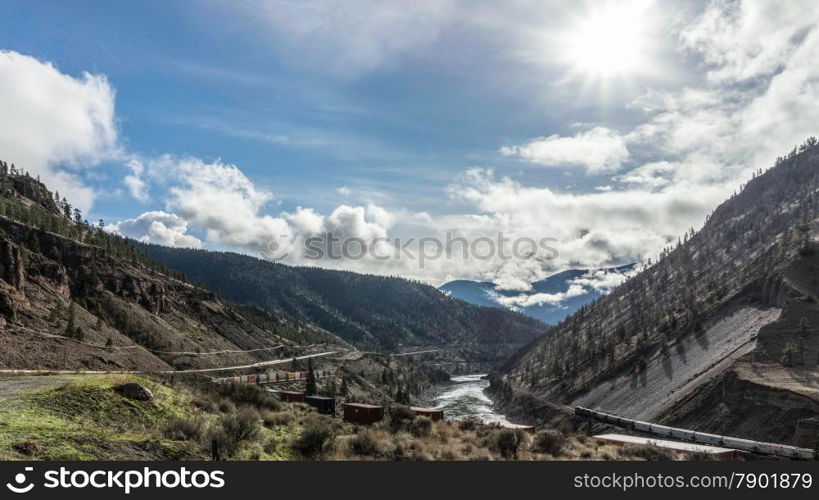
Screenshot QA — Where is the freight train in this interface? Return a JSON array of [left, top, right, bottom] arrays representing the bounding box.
[[212, 370, 334, 385], [575, 406, 816, 460]]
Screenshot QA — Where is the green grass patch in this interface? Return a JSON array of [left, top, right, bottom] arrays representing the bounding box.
[[0, 375, 203, 460]]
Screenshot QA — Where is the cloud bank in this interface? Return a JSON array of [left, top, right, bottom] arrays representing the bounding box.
[[0, 50, 118, 212]]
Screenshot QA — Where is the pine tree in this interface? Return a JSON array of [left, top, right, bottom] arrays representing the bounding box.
[[306, 358, 317, 396]]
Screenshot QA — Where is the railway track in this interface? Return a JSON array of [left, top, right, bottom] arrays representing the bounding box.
[[0, 351, 339, 375]]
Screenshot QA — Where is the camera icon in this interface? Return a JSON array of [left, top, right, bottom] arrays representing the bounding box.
[[6, 467, 35, 494]]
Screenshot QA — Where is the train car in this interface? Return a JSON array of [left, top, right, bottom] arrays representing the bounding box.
[[247, 374, 257, 384], [257, 373, 269, 384], [343, 403, 384, 424], [410, 407, 444, 421], [280, 391, 305, 403], [305, 396, 336, 415]]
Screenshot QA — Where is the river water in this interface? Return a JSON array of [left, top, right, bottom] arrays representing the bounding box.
[[427, 374, 512, 424]]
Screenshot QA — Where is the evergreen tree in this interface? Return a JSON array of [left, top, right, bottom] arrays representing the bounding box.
[[305, 358, 317, 396]]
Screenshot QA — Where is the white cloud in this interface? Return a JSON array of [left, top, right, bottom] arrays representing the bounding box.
[[0, 50, 119, 211], [124, 159, 149, 202], [163, 157, 293, 254], [570, 268, 635, 293], [681, 0, 819, 83], [500, 127, 630, 173], [448, 168, 725, 275], [493, 284, 587, 308], [109, 211, 202, 248]]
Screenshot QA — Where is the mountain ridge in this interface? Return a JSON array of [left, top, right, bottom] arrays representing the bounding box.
[[136, 242, 550, 366], [439, 264, 635, 324], [492, 139, 819, 447]]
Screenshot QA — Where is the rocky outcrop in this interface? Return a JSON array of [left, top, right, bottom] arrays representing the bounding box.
[[0, 239, 25, 290], [114, 383, 154, 401]]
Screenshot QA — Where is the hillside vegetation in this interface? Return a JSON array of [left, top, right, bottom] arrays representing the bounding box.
[[137, 243, 549, 364]]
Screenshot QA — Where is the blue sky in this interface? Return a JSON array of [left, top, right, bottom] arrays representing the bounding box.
[[1, 1, 818, 295]]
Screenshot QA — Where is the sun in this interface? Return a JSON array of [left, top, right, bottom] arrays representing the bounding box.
[[563, 1, 652, 80]]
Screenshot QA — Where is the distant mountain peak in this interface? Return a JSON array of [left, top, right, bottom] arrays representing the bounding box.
[[439, 264, 636, 324]]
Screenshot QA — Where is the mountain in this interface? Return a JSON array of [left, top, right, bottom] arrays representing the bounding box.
[[492, 139, 819, 448], [136, 243, 549, 365], [440, 265, 635, 324], [0, 165, 347, 372]]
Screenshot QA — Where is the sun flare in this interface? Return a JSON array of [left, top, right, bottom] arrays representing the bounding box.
[[564, 1, 652, 80]]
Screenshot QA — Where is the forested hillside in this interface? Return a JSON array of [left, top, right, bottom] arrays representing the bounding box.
[[138, 243, 549, 362], [0, 164, 346, 371], [493, 139, 819, 446]]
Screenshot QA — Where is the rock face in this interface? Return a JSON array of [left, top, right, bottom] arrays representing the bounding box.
[[114, 383, 154, 401], [0, 239, 25, 290], [794, 417, 819, 448]]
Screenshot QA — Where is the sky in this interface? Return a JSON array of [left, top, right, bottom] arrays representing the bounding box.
[[1, 0, 818, 296]]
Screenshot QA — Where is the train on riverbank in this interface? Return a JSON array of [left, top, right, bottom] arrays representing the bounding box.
[[575, 406, 816, 460]]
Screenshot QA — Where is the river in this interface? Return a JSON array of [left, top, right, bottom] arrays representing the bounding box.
[[425, 374, 512, 424]]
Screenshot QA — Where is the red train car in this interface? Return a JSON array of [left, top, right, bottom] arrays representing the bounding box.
[[410, 406, 444, 421], [343, 403, 384, 424], [280, 391, 305, 403]]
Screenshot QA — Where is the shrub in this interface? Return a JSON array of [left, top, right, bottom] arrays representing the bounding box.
[[388, 405, 415, 433], [350, 430, 380, 457], [217, 399, 235, 414], [292, 420, 335, 459], [492, 429, 523, 459], [619, 444, 675, 461], [192, 399, 218, 413], [164, 417, 206, 441], [12, 440, 40, 456], [532, 430, 565, 455], [262, 411, 291, 428], [458, 418, 480, 431], [410, 416, 433, 438], [212, 407, 261, 458], [215, 383, 280, 411]]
